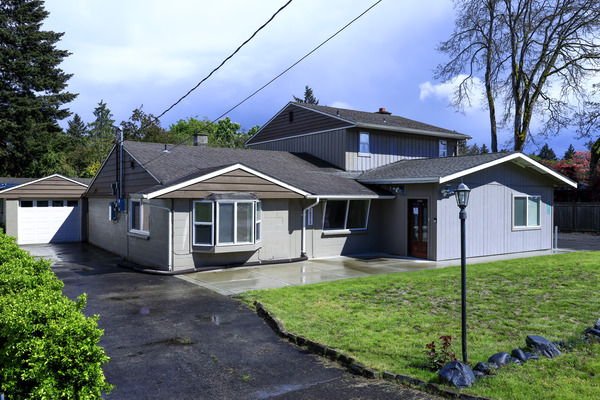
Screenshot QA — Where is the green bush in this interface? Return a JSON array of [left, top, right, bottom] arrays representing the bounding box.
[[0, 231, 113, 399]]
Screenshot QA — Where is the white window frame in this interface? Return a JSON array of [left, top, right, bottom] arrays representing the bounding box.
[[193, 201, 214, 246], [359, 132, 370, 156], [322, 199, 371, 231], [192, 200, 261, 247], [512, 195, 541, 229], [439, 140, 448, 157], [130, 200, 150, 234]]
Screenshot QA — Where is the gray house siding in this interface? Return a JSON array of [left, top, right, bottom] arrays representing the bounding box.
[[3, 199, 18, 239], [345, 129, 458, 172], [88, 197, 128, 258], [436, 164, 554, 260], [251, 129, 347, 170]]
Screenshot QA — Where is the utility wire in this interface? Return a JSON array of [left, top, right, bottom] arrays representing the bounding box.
[[154, 0, 293, 121], [142, 0, 383, 168]]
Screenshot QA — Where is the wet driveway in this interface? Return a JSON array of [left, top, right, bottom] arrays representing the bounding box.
[[21, 243, 440, 400]]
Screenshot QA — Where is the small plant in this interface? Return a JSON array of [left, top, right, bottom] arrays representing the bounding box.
[[425, 335, 457, 371]]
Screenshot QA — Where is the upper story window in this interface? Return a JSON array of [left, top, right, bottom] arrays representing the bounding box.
[[130, 200, 150, 234], [323, 199, 370, 231], [359, 132, 370, 155], [193, 199, 262, 246], [439, 140, 448, 157], [513, 195, 541, 229]]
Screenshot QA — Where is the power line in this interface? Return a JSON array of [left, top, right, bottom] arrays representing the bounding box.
[[142, 0, 383, 168], [154, 0, 293, 121]]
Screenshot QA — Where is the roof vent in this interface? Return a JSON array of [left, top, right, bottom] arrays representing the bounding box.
[[377, 107, 392, 115]]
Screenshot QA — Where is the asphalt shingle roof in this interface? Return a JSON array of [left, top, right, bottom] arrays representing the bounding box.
[[124, 141, 385, 197], [358, 152, 517, 182], [296, 103, 471, 139]]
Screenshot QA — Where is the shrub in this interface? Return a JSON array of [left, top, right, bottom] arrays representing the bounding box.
[[0, 230, 113, 399]]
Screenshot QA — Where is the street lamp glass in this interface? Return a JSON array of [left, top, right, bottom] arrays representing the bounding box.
[[455, 182, 470, 208]]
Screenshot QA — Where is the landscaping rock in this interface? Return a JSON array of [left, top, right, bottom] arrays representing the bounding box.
[[526, 335, 561, 358], [511, 357, 522, 366], [473, 370, 485, 378], [473, 362, 496, 375], [524, 352, 539, 361], [438, 361, 476, 389], [585, 328, 600, 337], [511, 349, 527, 363], [595, 318, 600, 330], [488, 352, 512, 367]]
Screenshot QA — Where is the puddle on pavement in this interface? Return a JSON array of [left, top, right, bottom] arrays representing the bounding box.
[[196, 314, 226, 325]]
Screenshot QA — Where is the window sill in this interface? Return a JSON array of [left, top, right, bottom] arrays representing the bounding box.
[[193, 243, 261, 254], [128, 231, 150, 240], [512, 226, 541, 232], [358, 153, 371, 158], [321, 229, 368, 237]]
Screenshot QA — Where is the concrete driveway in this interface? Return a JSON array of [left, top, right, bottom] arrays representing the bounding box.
[[22, 243, 439, 400]]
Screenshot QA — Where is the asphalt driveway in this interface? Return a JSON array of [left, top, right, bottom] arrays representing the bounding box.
[[23, 243, 439, 400]]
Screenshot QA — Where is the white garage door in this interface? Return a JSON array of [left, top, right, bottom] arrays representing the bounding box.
[[17, 200, 81, 244]]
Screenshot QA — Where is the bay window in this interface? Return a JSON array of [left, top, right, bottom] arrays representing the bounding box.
[[193, 199, 261, 246], [323, 199, 370, 231]]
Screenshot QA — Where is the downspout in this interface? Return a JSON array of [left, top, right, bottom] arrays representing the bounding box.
[[119, 127, 123, 201], [301, 198, 320, 258], [142, 200, 173, 271]]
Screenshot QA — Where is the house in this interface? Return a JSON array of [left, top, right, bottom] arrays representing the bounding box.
[[0, 175, 90, 244], [84, 103, 576, 272]]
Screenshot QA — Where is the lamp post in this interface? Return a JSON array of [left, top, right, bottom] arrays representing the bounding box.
[[455, 181, 470, 364]]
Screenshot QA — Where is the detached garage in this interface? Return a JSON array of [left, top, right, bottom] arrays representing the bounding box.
[[0, 175, 89, 244]]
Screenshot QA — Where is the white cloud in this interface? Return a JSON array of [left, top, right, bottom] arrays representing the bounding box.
[[329, 101, 354, 110], [419, 75, 486, 113]]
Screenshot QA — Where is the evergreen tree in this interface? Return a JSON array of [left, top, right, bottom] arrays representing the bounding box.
[[480, 143, 489, 154], [293, 85, 319, 105], [538, 143, 557, 161], [66, 113, 87, 139], [87, 100, 116, 163], [563, 144, 576, 160], [0, 0, 77, 176]]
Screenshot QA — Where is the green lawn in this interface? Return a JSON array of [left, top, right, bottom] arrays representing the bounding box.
[[237, 252, 600, 399]]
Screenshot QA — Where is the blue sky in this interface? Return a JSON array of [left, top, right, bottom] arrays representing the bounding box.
[[42, 0, 591, 156]]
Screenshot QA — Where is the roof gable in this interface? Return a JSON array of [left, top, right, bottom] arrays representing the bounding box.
[[0, 174, 89, 199], [358, 152, 577, 188], [246, 102, 471, 146]]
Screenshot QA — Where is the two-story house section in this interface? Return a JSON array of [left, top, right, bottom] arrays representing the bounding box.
[[245, 102, 472, 171]]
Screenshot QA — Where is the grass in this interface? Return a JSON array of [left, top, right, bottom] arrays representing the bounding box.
[[236, 252, 600, 399]]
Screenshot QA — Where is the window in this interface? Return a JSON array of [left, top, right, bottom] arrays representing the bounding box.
[[359, 132, 370, 154], [193, 200, 261, 246], [513, 195, 541, 228], [193, 201, 214, 246], [20, 200, 33, 207], [67, 200, 79, 207], [52, 200, 64, 207], [37, 200, 49, 207], [130, 200, 150, 233], [439, 140, 448, 157], [323, 199, 370, 231]]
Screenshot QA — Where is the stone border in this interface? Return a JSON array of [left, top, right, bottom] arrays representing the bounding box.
[[254, 301, 494, 400]]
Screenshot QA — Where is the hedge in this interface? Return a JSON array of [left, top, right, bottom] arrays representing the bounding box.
[[0, 230, 113, 399]]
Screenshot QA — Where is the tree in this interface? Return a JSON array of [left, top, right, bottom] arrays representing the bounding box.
[[564, 144, 576, 160], [480, 143, 490, 154], [168, 116, 256, 148], [120, 106, 169, 143], [537, 144, 557, 161], [0, 0, 77, 176], [437, 0, 600, 152], [293, 85, 319, 105], [87, 100, 115, 163]]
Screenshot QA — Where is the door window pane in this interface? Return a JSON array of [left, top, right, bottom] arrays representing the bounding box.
[[37, 200, 48, 207], [422, 202, 428, 242], [20, 200, 33, 207], [67, 200, 78, 207], [52, 200, 64, 207]]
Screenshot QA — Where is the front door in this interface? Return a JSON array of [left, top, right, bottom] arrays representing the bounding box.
[[408, 199, 428, 259]]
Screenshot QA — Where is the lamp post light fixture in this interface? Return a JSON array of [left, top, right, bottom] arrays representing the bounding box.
[[454, 181, 470, 364]]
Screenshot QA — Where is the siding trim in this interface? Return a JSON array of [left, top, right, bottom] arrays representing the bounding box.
[[0, 174, 88, 196], [141, 164, 310, 199]]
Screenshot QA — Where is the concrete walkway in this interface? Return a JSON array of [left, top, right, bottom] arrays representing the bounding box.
[[179, 248, 576, 295]]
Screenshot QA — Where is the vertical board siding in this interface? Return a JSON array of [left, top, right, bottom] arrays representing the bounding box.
[[555, 203, 600, 232], [436, 164, 554, 260], [252, 129, 347, 169]]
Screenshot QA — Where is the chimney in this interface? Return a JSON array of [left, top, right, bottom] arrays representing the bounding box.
[[193, 133, 208, 147], [377, 107, 392, 115]]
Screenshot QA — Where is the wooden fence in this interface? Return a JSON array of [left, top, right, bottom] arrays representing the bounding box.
[[555, 202, 600, 232]]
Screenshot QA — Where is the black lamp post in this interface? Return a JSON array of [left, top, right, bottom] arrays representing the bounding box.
[[455, 181, 470, 364]]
